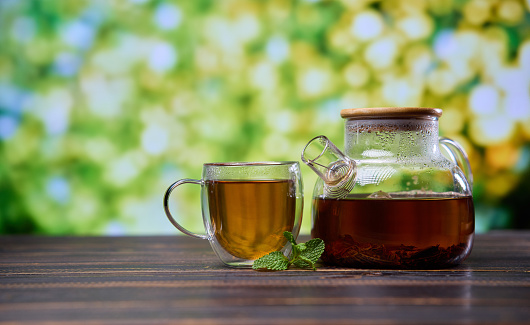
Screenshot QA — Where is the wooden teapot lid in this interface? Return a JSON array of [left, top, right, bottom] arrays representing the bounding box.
[[341, 107, 443, 119]]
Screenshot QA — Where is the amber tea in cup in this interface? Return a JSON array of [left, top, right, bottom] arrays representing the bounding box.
[[163, 162, 303, 267], [207, 179, 297, 260]]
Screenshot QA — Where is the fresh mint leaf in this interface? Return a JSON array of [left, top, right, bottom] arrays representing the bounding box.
[[252, 251, 289, 271], [252, 232, 325, 271], [290, 242, 301, 260], [292, 238, 325, 270], [283, 231, 297, 246], [293, 255, 317, 271], [300, 238, 325, 264], [297, 242, 307, 252]]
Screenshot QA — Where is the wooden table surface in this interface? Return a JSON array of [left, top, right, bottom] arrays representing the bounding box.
[[1, 231, 529, 325]]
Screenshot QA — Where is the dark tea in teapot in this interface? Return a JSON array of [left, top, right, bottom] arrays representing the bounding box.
[[312, 193, 474, 268]]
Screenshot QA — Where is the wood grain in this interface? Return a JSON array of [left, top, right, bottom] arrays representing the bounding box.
[[1, 232, 529, 324]]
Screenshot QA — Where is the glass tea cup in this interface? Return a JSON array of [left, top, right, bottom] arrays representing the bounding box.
[[163, 161, 304, 267]]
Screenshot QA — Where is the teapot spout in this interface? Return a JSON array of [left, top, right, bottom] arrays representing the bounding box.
[[301, 135, 357, 198]]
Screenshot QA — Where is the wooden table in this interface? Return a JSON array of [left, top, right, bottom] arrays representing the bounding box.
[[1, 231, 529, 324]]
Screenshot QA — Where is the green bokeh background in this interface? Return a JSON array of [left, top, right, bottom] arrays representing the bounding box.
[[1, 0, 530, 235]]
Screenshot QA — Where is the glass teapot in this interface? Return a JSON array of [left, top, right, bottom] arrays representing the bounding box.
[[301, 107, 474, 269]]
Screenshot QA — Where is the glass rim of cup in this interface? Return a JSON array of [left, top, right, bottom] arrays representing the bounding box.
[[204, 161, 298, 167]]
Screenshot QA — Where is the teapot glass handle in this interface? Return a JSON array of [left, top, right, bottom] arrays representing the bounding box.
[[439, 137, 473, 190]]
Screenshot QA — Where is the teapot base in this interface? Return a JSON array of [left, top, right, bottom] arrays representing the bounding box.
[[320, 235, 473, 269]]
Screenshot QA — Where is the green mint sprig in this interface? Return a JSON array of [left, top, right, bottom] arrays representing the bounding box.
[[252, 231, 325, 271]]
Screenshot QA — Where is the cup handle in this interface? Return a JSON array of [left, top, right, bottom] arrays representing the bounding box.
[[163, 179, 208, 239], [439, 137, 473, 190]]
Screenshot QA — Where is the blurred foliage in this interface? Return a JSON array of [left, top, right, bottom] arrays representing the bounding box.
[[1, 0, 530, 235]]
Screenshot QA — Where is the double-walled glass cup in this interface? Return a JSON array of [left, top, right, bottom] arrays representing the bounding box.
[[163, 161, 303, 267]]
